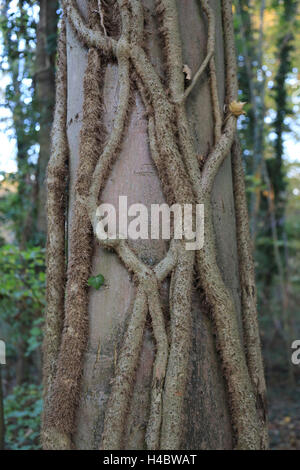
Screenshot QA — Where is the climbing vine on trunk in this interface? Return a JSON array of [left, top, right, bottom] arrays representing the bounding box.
[[42, 0, 268, 450]]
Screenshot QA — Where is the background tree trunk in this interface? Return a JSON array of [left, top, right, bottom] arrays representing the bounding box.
[[36, 0, 59, 235], [0, 368, 4, 450], [65, 0, 240, 449]]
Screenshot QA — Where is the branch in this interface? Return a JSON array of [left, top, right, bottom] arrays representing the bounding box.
[[201, 115, 236, 194]]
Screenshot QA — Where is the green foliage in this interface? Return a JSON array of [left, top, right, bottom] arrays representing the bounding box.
[[4, 383, 42, 450], [87, 273, 105, 290]]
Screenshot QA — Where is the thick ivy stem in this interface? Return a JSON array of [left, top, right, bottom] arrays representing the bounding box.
[[160, 246, 195, 450], [100, 240, 178, 449], [201, 0, 222, 142], [101, 286, 148, 449], [145, 283, 169, 450], [88, 50, 131, 226], [157, 0, 265, 449], [42, 20, 68, 449], [232, 138, 268, 448], [45, 45, 104, 448], [61, 0, 116, 53]]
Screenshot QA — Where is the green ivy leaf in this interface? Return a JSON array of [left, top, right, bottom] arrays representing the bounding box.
[[87, 274, 105, 290]]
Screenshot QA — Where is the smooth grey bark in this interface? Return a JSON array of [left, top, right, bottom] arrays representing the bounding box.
[[65, 0, 242, 449]]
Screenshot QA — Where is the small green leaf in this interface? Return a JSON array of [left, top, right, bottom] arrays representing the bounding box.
[[87, 274, 105, 290]]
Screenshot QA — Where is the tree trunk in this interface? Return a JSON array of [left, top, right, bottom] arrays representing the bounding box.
[[43, 0, 268, 450], [36, 0, 58, 235]]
